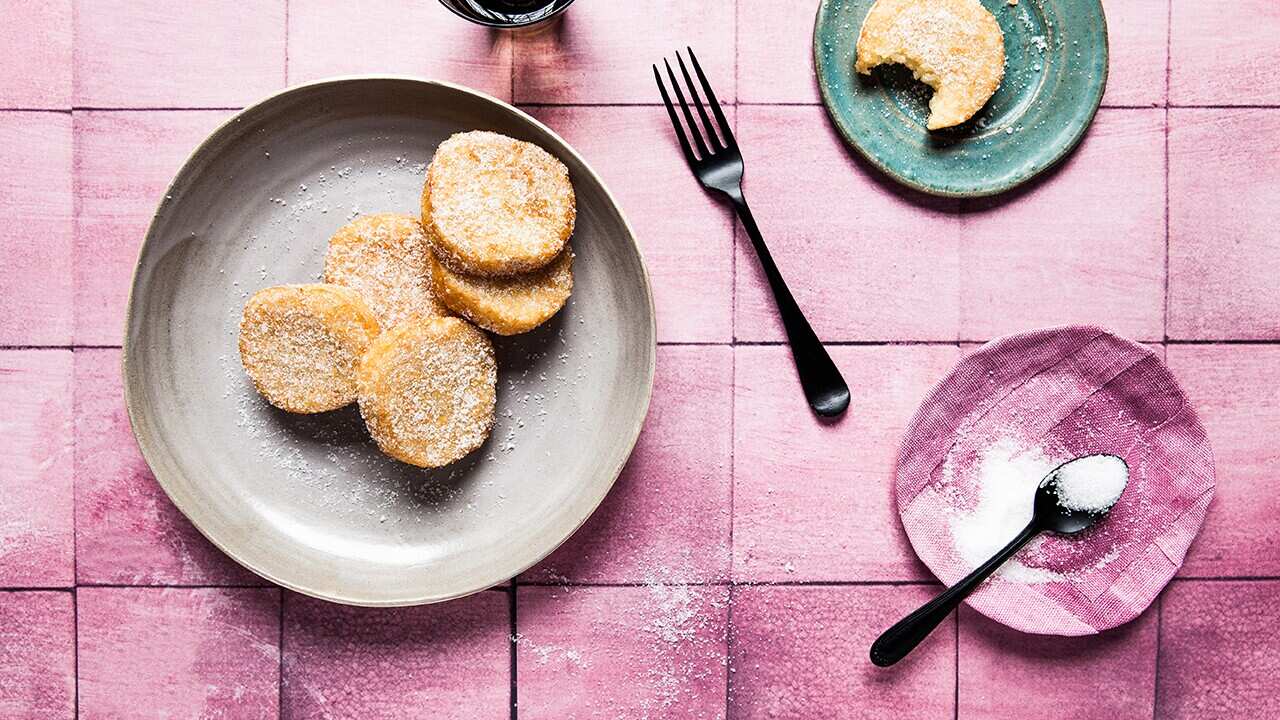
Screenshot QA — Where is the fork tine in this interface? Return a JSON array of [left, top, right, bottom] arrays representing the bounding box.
[[675, 51, 722, 152], [664, 59, 710, 160], [654, 64, 698, 167], [686, 47, 735, 148]]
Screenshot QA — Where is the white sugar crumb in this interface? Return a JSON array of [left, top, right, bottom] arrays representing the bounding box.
[[1051, 455, 1128, 513], [512, 633, 591, 668], [528, 549, 730, 718]]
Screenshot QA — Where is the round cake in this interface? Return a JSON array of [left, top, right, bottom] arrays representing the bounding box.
[[356, 316, 497, 468], [238, 284, 380, 413], [422, 131, 575, 277]]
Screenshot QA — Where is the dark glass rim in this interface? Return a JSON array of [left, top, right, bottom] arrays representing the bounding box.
[[437, 0, 577, 28]]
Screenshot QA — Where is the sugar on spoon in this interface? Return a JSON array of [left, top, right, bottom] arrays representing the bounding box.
[[870, 453, 1129, 667]]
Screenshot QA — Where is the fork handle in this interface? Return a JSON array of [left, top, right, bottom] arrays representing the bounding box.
[[727, 187, 849, 417]]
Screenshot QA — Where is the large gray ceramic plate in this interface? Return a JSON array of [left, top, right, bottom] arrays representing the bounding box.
[[123, 78, 655, 606]]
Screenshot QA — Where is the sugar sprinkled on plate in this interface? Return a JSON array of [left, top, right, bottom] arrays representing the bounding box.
[[940, 434, 1131, 585], [945, 436, 1064, 583]]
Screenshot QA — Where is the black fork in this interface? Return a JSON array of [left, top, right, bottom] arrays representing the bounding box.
[[654, 48, 850, 418]]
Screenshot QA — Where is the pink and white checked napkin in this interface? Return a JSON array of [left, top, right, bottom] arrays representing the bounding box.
[[895, 326, 1215, 635]]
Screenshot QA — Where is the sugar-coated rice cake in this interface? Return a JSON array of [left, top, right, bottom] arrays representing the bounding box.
[[357, 316, 497, 468], [422, 131, 575, 277], [323, 213, 448, 328], [239, 284, 380, 413], [430, 247, 573, 336], [856, 0, 1005, 130]]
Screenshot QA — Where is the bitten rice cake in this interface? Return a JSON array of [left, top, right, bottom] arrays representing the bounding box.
[[430, 248, 573, 336], [323, 213, 448, 327], [239, 284, 380, 413], [357, 317, 497, 468], [422, 131, 575, 277], [856, 0, 1005, 130]]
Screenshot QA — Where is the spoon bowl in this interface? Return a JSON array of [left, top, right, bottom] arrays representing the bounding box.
[[1034, 454, 1130, 535]]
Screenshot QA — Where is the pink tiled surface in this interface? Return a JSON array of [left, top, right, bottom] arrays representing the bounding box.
[[516, 585, 729, 718], [0, 591, 75, 717], [73, 0, 286, 108], [283, 591, 510, 718], [0, 1, 73, 110], [1, 0, 1278, 716], [287, 1, 513, 100], [958, 606, 1158, 719], [958, 109, 1167, 342], [0, 112, 73, 345], [1167, 109, 1280, 340], [77, 587, 280, 719], [523, 345, 732, 584], [1169, 0, 1280, 107], [730, 584, 956, 718], [0, 350, 74, 588], [512, 0, 735, 105], [1157, 580, 1280, 719], [74, 110, 231, 345], [74, 349, 261, 586], [733, 344, 959, 582]]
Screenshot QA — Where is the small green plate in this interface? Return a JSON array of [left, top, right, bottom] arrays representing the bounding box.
[[814, 0, 1108, 197]]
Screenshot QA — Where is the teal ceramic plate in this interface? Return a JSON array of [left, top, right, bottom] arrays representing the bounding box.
[[814, 0, 1108, 197]]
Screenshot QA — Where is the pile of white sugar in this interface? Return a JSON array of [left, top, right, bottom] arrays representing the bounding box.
[[947, 437, 1063, 583], [1050, 454, 1128, 513]]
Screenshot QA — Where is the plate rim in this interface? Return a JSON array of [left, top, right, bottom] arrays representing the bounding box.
[[893, 324, 1216, 635], [120, 75, 658, 606], [812, 0, 1110, 198]]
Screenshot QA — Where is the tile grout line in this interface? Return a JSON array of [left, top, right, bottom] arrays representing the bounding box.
[[22, 338, 1280, 351], [0, 573, 1264, 591], [1162, 0, 1173, 344], [727, 10, 741, 715], [1152, 592, 1164, 720], [953, 611, 960, 720], [3, 577, 1265, 592], [70, 342, 80, 718], [4, 103, 1280, 113], [725, 289, 738, 717], [283, 0, 291, 86], [278, 589, 285, 716], [509, 586, 518, 720], [66, 106, 245, 112], [72, 587, 79, 719]]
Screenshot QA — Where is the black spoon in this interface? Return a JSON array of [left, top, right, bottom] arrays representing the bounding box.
[[870, 453, 1129, 667]]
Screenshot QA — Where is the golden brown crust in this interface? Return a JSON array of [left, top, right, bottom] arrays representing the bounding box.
[[430, 247, 573, 336], [322, 213, 449, 327], [356, 317, 497, 468], [855, 0, 1005, 130], [238, 284, 380, 413], [422, 131, 575, 277]]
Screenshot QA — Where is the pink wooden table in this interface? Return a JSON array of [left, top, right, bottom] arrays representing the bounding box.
[[2, 0, 1278, 717]]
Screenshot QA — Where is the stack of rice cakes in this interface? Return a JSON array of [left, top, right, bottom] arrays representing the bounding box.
[[238, 131, 576, 468]]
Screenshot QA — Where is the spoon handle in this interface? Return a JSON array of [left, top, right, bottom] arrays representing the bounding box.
[[870, 520, 1041, 667]]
